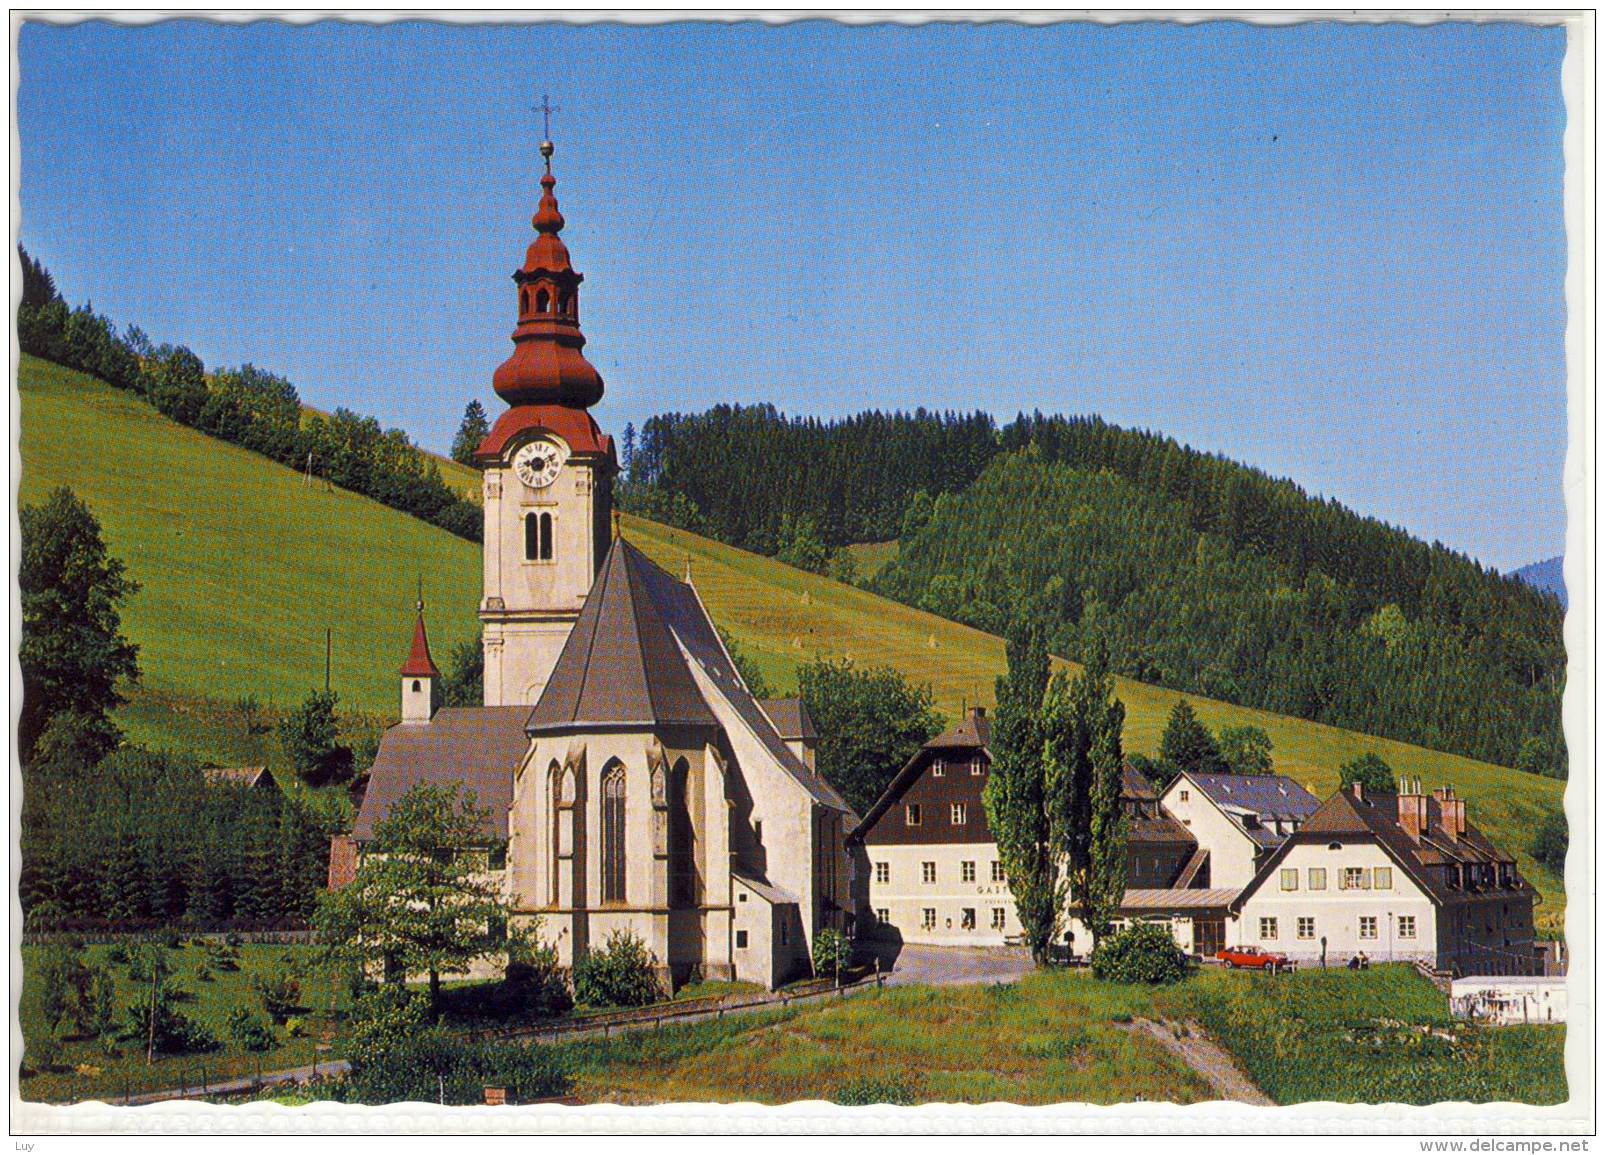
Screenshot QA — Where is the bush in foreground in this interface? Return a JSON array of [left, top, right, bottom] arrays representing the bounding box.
[[1090, 922, 1190, 985], [572, 930, 661, 1008], [812, 927, 851, 982], [834, 1074, 918, 1105]]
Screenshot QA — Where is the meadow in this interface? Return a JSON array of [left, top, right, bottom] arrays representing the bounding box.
[[551, 965, 1564, 1107], [18, 355, 1566, 930], [18, 940, 349, 1105]]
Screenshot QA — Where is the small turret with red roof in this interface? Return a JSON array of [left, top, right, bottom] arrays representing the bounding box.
[[400, 599, 441, 722]]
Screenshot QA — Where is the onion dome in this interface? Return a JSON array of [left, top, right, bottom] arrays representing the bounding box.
[[491, 140, 605, 409]]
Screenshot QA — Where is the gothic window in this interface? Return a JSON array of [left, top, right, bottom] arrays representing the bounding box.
[[547, 761, 564, 906], [669, 758, 697, 906], [539, 512, 554, 561], [602, 762, 626, 905], [535, 287, 551, 313]]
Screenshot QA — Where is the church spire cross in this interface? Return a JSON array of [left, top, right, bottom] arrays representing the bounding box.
[[535, 93, 560, 172]]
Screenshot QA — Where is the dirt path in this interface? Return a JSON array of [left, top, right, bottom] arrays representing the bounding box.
[[1126, 1018, 1275, 1106]]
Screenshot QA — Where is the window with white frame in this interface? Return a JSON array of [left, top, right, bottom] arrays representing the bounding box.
[[1179, 790, 1190, 802], [1374, 866, 1393, 890], [951, 802, 967, 825], [736, 930, 749, 949], [961, 908, 976, 930], [1359, 915, 1378, 939], [874, 861, 889, 885], [1259, 917, 1278, 940], [1342, 867, 1369, 890], [991, 861, 1006, 883], [991, 907, 1006, 930], [961, 861, 976, 883], [921, 861, 936, 885], [921, 908, 936, 930], [1297, 917, 1315, 939], [1308, 867, 1327, 891], [906, 804, 922, 826], [1398, 915, 1416, 939], [1280, 868, 1298, 891], [971, 759, 983, 776], [932, 761, 944, 777], [875, 908, 889, 924]]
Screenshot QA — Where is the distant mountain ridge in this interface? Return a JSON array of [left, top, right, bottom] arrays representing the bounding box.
[[1512, 556, 1566, 608]]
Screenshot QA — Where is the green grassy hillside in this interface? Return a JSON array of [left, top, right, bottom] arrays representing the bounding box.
[[19, 355, 1565, 930]]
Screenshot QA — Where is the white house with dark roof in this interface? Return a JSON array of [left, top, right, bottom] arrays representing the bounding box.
[[1158, 770, 1322, 891], [1230, 780, 1537, 974]]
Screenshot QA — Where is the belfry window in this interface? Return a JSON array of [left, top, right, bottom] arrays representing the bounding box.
[[526, 512, 555, 562], [602, 763, 626, 905], [535, 287, 551, 313]]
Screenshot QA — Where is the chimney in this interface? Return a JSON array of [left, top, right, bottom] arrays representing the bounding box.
[[1432, 785, 1466, 842], [1397, 778, 1427, 841], [1350, 780, 1365, 802], [971, 706, 986, 720]]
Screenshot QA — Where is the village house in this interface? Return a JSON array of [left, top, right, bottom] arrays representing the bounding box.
[[338, 140, 857, 991], [847, 712, 1314, 957], [1158, 770, 1322, 890], [1230, 780, 1538, 974]]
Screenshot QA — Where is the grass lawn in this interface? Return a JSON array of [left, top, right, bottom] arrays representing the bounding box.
[[19, 942, 350, 1105], [555, 971, 1214, 1105], [19, 355, 1565, 932], [550, 966, 1565, 1107], [1157, 964, 1568, 1106]]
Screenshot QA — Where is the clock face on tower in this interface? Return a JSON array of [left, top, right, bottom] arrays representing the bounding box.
[[512, 439, 564, 489]]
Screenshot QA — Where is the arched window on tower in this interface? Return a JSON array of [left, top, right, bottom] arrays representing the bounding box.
[[521, 288, 531, 315], [559, 290, 574, 318], [525, 512, 555, 562], [535, 287, 551, 314], [601, 762, 626, 905]]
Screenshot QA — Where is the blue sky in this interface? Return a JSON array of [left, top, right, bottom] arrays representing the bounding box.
[[17, 18, 1569, 571]]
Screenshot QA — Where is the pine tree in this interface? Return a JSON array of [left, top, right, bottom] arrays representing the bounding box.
[[1157, 699, 1223, 784], [622, 422, 637, 478], [450, 400, 491, 467]]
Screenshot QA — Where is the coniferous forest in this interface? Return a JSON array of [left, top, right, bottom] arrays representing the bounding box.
[[623, 406, 1565, 775]]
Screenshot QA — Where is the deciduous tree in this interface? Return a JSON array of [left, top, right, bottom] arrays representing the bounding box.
[[797, 657, 943, 816], [315, 782, 512, 1017]]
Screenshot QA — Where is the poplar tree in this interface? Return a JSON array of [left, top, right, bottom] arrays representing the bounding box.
[[981, 620, 1060, 965], [1044, 641, 1128, 948]]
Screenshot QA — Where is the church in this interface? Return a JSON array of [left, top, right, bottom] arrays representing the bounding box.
[[340, 139, 858, 991]]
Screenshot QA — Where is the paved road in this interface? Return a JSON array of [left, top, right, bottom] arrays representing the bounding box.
[[868, 942, 1036, 987]]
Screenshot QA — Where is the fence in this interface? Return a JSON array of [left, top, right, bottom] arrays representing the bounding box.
[[116, 967, 890, 1107], [23, 923, 313, 947]]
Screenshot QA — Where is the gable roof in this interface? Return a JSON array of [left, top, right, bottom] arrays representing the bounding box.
[[526, 539, 719, 735], [1176, 772, 1322, 848], [759, 698, 817, 744], [1232, 787, 1528, 911], [352, 706, 529, 842], [203, 765, 277, 791], [529, 539, 851, 813], [847, 708, 989, 842]]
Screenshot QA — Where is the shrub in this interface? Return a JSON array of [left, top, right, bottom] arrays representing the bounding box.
[[284, 1016, 308, 1039], [572, 930, 662, 1008], [493, 936, 572, 1019], [227, 1006, 276, 1052], [25, 1033, 64, 1075], [346, 1026, 570, 1106], [123, 988, 219, 1054], [1531, 810, 1568, 873], [105, 943, 130, 966], [1090, 922, 1190, 985], [252, 967, 303, 1023], [834, 1074, 918, 1105], [812, 927, 851, 982]]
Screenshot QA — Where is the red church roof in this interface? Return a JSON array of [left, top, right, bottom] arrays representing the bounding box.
[[400, 606, 440, 678]]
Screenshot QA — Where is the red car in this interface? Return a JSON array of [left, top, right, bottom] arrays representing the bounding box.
[[1216, 945, 1289, 970]]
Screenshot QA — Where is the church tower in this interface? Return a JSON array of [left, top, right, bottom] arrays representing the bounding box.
[[474, 135, 615, 707]]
